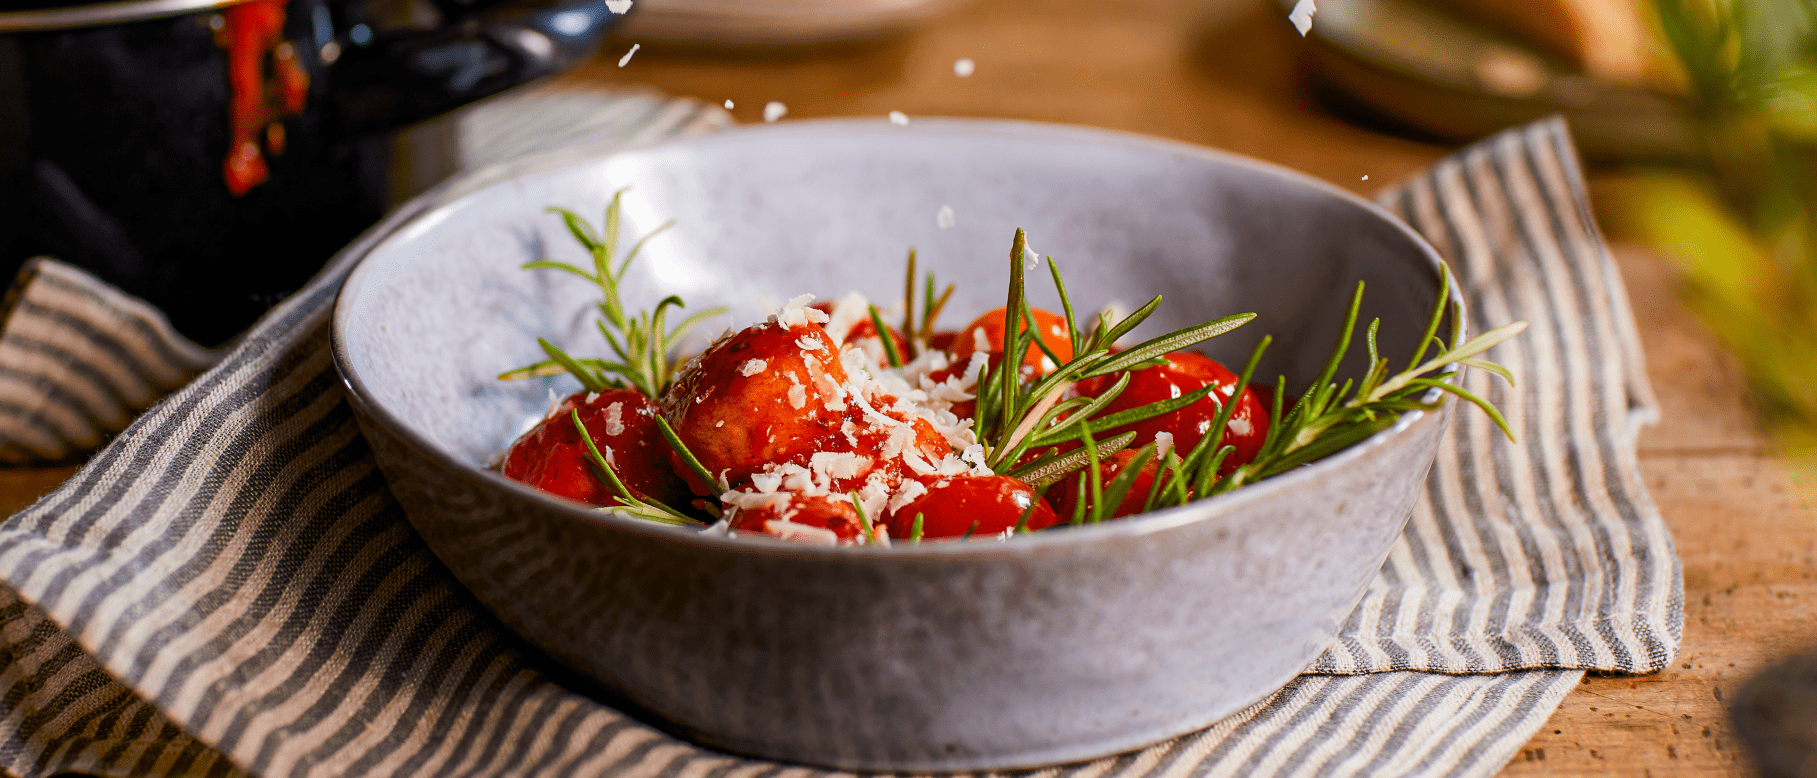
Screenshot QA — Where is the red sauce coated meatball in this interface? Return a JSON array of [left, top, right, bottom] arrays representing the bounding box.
[[1076, 351, 1269, 477], [1047, 448, 1160, 522], [661, 318, 854, 494], [886, 475, 1057, 539], [951, 306, 1074, 378], [501, 389, 691, 509], [725, 492, 867, 540]]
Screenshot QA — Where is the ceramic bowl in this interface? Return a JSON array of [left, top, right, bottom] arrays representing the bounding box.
[[331, 119, 1459, 772]]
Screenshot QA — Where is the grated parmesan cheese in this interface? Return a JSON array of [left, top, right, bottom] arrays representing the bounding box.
[[722, 489, 790, 513], [847, 389, 902, 429], [959, 444, 993, 475], [821, 292, 871, 345], [903, 448, 937, 476], [935, 453, 971, 476], [1288, 0, 1315, 35], [1154, 431, 1175, 458], [772, 293, 827, 327], [603, 402, 625, 436], [858, 477, 892, 523], [765, 519, 838, 545], [888, 479, 929, 514], [1228, 416, 1253, 437], [810, 451, 872, 482], [739, 359, 767, 376]]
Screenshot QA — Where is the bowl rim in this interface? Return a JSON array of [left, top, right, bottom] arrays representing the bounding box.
[[331, 116, 1465, 560]]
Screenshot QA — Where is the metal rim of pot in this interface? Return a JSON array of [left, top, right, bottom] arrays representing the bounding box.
[[0, 0, 260, 31]]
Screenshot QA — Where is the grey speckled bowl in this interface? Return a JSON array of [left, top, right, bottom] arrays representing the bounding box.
[[331, 119, 1460, 772]]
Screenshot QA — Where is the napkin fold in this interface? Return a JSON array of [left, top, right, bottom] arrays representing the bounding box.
[[0, 259, 217, 464], [0, 109, 1679, 778]]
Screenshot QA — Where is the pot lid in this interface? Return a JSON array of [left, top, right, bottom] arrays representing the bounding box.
[[0, 0, 250, 31]]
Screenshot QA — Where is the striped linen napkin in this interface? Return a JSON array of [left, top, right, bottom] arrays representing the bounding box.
[[0, 113, 1678, 778], [0, 259, 219, 464]]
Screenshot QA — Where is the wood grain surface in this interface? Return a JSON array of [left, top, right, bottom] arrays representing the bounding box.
[[3, 0, 1810, 774]]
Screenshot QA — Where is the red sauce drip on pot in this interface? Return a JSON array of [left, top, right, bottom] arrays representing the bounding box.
[[216, 0, 310, 196]]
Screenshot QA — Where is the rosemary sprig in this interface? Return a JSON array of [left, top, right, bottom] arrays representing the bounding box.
[[1006, 431, 1138, 487], [569, 409, 700, 526], [499, 188, 726, 398], [973, 229, 1257, 474], [893, 248, 957, 360], [1191, 267, 1527, 498], [957, 233, 1524, 527]]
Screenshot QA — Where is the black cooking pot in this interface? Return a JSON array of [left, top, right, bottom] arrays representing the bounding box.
[[0, 0, 621, 344]]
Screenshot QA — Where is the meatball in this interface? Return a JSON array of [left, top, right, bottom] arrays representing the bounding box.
[[501, 388, 691, 509], [724, 491, 869, 542], [661, 314, 852, 494], [885, 475, 1057, 539], [1075, 351, 1269, 477]]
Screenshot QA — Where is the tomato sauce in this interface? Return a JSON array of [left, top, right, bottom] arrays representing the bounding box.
[[215, 0, 310, 196]]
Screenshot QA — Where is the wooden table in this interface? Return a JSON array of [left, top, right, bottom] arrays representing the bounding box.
[[6, 0, 1810, 774]]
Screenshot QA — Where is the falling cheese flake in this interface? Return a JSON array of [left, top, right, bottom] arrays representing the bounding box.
[[954, 57, 975, 77], [889, 111, 909, 126], [1361, 174, 1370, 181], [936, 205, 956, 230], [1289, 0, 1316, 36], [724, 99, 734, 109], [764, 101, 788, 123], [617, 43, 639, 67], [604, 0, 632, 12]]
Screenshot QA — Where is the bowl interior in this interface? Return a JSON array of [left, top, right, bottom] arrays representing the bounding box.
[[336, 119, 1450, 487]]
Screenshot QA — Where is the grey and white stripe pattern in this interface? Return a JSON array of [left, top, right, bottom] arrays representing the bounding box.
[[1313, 117, 1682, 677], [0, 259, 219, 464], [0, 114, 1673, 778]]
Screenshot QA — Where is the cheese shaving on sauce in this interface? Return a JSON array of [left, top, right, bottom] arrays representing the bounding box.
[[764, 519, 839, 545], [786, 380, 808, 410], [771, 294, 830, 328], [722, 489, 790, 513], [603, 402, 625, 436], [739, 359, 767, 376], [1154, 431, 1175, 458], [888, 479, 929, 514], [822, 291, 872, 345], [810, 451, 872, 482], [751, 471, 783, 493]]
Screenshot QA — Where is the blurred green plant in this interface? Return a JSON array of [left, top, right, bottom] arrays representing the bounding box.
[[1629, 0, 1817, 453]]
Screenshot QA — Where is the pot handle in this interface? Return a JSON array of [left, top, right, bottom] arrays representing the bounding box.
[[325, 0, 623, 136]]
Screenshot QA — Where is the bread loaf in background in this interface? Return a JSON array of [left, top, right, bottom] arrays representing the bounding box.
[[1422, 0, 1672, 85]]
